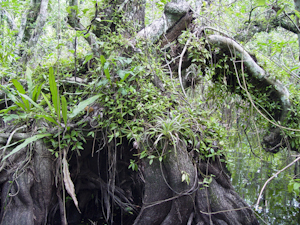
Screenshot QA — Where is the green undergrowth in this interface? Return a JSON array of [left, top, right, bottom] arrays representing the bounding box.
[[0, 42, 227, 166]]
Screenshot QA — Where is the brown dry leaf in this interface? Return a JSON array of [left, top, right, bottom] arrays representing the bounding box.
[[63, 149, 81, 213]]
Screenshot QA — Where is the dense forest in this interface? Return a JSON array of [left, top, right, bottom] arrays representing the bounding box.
[[0, 0, 300, 224]]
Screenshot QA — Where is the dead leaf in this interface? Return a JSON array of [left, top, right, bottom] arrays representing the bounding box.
[[63, 149, 81, 213]]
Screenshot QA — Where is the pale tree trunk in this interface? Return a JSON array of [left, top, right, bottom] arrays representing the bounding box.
[[20, 0, 49, 64]]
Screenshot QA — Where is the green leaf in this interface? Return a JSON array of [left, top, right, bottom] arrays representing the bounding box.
[[69, 95, 100, 118], [12, 79, 30, 110], [61, 95, 68, 125], [25, 67, 33, 98], [117, 70, 134, 81], [12, 79, 25, 94], [108, 134, 114, 143], [97, 79, 109, 87], [255, 0, 265, 5], [104, 68, 111, 81], [41, 92, 55, 114], [295, 10, 300, 19], [83, 53, 93, 65], [0, 105, 18, 114], [100, 55, 106, 66], [294, 182, 300, 190], [32, 83, 43, 102], [0, 86, 18, 104], [2, 133, 52, 162], [18, 93, 45, 113], [3, 114, 20, 122], [37, 115, 58, 125], [276, 6, 285, 17], [49, 67, 60, 121]]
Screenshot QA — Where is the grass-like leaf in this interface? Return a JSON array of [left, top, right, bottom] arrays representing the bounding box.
[[49, 67, 60, 121], [12, 79, 30, 110], [61, 95, 68, 125], [2, 133, 52, 162]]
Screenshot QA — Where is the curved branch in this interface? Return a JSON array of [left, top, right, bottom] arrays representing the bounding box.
[[207, 34, 291, 151], [135, 1, 190, 43], [236, 14, 299, 42], [208, 34, 290, 119]]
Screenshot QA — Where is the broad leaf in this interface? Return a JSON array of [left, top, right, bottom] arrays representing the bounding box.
[[69, 95, 100, 118], [83, 53, 93, 65], [12, 79, 26, 94], [117, 70, 134, 81]]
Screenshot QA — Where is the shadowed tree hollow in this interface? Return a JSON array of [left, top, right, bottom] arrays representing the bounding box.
[[0, 0, 296, 224]]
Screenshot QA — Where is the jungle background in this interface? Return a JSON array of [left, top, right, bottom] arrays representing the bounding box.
[[1, 0, 300, 224]]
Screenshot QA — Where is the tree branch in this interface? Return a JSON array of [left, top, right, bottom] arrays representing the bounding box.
[[134, 0, 190, 43], [236, 14, 299, 42], [67, 0, 100, 58], [208, 34, 290, 118], [207, 34, 291, 151], [20, 0, 49, 64], [0, 7, 17, 30]]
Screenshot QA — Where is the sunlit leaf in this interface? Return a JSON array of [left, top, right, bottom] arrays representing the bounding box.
[[83, 53, 93, 65], [12, 79, 25, 94], [69, 95, 100, 118], [295, 10, 300, 19], [100, 55, 106, 66], [255, 0, 265, 5]]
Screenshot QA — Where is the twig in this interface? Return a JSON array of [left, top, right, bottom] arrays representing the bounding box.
[[0, 125, 27, 158], [255, 155, 300, 209]]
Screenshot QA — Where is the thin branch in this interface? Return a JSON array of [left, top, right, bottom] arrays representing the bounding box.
[[255, 155, 300, 209], [0, 8, 17, 30], [178, 37, 191, 98]]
